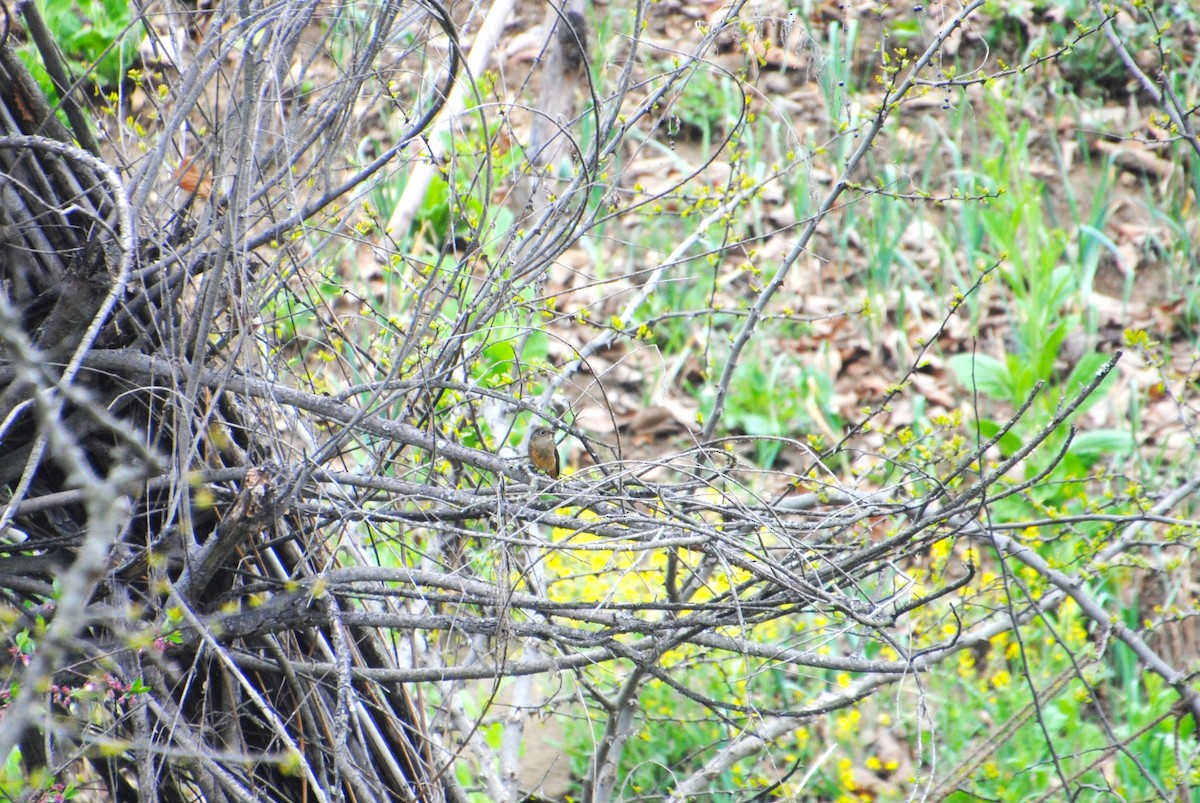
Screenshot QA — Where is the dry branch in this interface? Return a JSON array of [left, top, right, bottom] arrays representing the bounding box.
[[0, 0, 1196, 800]]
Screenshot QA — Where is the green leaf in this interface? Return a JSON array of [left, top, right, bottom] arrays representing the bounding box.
[[478, 339, 517, 385], [740, 413, 775, 436], [1067, 429, 1134, 461], [1029, 321, 1069, 387], [977, 418, 1023, 456], [1061, 351, 1117, 417], [949, 352, 1011, 401]]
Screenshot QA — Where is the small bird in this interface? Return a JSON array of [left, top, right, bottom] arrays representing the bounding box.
[[528, 425, 560, 479]]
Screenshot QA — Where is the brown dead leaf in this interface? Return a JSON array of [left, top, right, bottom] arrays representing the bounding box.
[[173, 156, 213, 200], [910, 371, 957, 410], [1093, 138, 1175, 180]]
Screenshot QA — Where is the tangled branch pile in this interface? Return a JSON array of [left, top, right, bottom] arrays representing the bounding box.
[[1, 0, 1198, 800]]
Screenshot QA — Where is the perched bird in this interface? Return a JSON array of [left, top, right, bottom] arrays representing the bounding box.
[[528, 425, 560, 479]]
